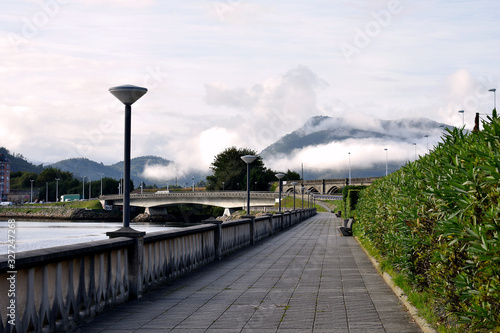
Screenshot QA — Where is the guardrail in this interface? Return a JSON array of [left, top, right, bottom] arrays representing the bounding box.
[[0, 208, 316, 333]]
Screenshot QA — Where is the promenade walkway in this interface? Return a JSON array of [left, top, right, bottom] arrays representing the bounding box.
[[76, 213, 422, 333]]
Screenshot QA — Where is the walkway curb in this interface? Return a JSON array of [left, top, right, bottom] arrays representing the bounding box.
[[355, 237, 437, 333]]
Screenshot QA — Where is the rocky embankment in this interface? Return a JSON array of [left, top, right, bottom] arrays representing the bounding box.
[[0, 206, 122, 221]]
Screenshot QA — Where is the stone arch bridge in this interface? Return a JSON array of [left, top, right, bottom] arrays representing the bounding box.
[[279, 177, 379, 195], [100, 177, 379, 215]]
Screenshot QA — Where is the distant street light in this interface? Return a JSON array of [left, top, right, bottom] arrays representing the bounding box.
[[82, 176, 86, 200], [46, 182, 48, 203], [291, 182, 298, 210], [489, 88, 496, 110], [424, 135, 429, 152], [222, 181, 225, 191], [348, 152, 351, 185], [275, 173, 285, 212], [384, 148, 388, 176], [413, 143, 417, 161], [458, 110, 465, 126], [301, 186, 305, 209], [100, 173, 104, 196], [241, 155, 257, 215], [109, 84, 148, 230], [55, 178, 60, 202], [30, 179, 34, 203]]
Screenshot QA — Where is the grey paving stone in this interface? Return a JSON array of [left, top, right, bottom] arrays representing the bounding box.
[[76, 213, 423, 333]]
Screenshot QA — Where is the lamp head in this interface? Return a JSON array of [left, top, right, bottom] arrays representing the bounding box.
[[275, 173, 285, 180], [109, 84, 148, 105], [489, 88, 496, 92], [241, 155, 257, 164]]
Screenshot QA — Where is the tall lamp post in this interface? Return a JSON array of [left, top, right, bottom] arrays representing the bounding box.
[[275, 173, 285, 212], [82, 176, 86, 200], [241, 155, 257, 215], [348, 152, 351, 185], [108, 84, 148, 231], [291, 182, 298, 210], [30, 179, 34, 203], [384, 148, 388, 176], [100, 173, 104, 196], [489, 88, 496, 110], [458, 110, 465, 126], [55, 178, 60, 202], [301, 186, 305, 209]]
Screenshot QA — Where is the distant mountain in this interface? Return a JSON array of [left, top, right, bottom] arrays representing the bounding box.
[[50, 155, 173, 186], [50, 158, 121, 181], [260, 116, 449, 159], [0, 147, 44, 173]]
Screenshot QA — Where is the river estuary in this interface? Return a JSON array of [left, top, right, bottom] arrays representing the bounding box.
[[0, 220, 178, 254]]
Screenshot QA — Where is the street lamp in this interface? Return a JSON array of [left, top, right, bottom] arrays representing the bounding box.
[[82, 176, 86, 200], [109, 84, 148, 230], [424, 135, 429, 152], [55, 178, 60, 202], [46, 182, 48, 203], [275, 173, 285, 212], [222, 181, 225, 191], [291, 182, 298, 210], [301, 186, 305, 209], [384, 148, 388, 176], [100, 173, 104, 196], [489, 88, 496, 110], [241, 155, 257, 215], [458, 110, 465, 126], [30, 179, 34, 203], [348, 152, 351, 185], [413, 143, 417, 161]]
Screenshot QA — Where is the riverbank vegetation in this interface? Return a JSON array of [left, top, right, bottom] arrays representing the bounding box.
[[354, 112, 500, 332]]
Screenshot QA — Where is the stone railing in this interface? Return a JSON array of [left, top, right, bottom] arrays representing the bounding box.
[[0, 209, 316, 333]]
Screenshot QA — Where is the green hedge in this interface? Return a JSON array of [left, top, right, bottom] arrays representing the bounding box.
[[342, 185, 366, 218], [354, 114, 500, 331]]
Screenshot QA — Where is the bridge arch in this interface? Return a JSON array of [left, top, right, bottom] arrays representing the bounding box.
[[326, 186, 341, 194], [307, 186, 320, 194]]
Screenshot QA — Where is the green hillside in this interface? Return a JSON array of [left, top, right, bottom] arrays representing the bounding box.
[[0, 147, 44, 173]]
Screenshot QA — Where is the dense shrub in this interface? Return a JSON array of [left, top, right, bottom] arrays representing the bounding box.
[[355, 113, 500, 331], [342, 185, 367, 218]]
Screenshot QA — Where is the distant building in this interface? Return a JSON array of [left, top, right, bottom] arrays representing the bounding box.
[[0, 154, 11, 201]]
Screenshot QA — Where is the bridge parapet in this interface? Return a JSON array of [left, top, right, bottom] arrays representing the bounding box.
[[0, 208, 316, 333], [101, 191, 279, 211]]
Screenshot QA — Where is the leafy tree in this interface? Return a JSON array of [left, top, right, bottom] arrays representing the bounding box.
[[206, 147, 266, 191], [283, 169, 300, 181], [206, 147, 300, 191]]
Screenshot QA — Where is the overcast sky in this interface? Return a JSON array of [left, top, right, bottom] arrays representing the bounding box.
[[1, 0, 499, 179]]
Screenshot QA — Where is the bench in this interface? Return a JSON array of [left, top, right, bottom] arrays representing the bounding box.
[[335, 210, 342, 217], [338, 218, 354, 236]]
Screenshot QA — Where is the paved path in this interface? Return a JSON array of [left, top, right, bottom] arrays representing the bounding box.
[[76, 213, 422, 333]]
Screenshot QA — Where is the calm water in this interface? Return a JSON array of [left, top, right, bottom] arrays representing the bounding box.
[[0, 220, 178, 254]]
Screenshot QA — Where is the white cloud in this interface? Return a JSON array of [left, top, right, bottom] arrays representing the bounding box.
[[0, 0, 499, 176]]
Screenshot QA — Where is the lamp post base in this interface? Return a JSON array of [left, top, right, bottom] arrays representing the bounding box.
[[106, 226, 145, 238]]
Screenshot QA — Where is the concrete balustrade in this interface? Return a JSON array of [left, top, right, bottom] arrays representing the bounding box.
[[0, 209, 316, 333]]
